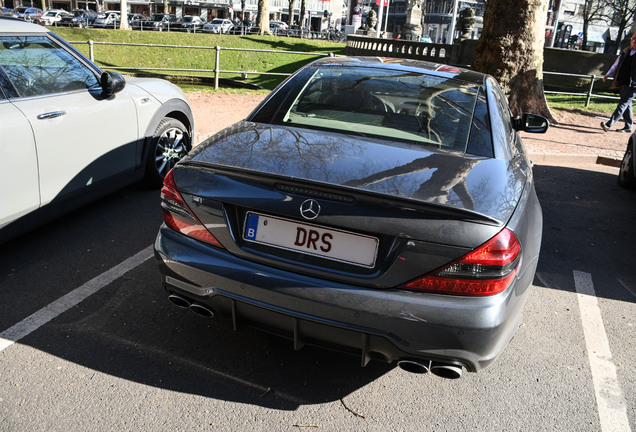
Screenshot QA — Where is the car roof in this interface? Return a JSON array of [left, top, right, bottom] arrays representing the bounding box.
[[309, 56, 488, 86], [0, 16, 49, 33]]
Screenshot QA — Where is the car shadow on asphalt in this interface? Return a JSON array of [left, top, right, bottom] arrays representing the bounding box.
[[21, 265, 395, 409], [532, 163, 636, 304]]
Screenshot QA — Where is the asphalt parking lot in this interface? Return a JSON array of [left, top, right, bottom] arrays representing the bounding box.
[[0, 160, 634, 431]]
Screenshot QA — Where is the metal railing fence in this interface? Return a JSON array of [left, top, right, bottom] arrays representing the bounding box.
[[71, 40, 334, 89], [543, 71, 619, 107], [71, 39, 618, 103]]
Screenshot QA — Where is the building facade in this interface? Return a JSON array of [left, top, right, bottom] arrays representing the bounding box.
[[7, 0, 342, 30]]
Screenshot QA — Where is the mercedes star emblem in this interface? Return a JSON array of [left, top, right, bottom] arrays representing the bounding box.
[[300, 199, 321, 220]]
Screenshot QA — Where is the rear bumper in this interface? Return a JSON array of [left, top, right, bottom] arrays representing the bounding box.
[[154, 226, 533, 372]]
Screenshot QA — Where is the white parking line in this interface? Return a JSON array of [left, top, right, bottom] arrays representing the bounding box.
[[0, 246, 153, 352], [573, 270, 631, 432]]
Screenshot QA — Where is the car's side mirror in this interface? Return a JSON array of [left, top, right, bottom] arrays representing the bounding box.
[[100, 71, 126, 97], [513, 113, 549, 133]]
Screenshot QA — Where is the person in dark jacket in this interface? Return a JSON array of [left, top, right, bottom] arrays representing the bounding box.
[[601, 32, 636, 133]]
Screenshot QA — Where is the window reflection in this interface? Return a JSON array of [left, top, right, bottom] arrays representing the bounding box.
[[0, 36, 99, 98]]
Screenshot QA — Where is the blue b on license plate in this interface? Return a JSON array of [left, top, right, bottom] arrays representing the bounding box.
[[244, 212, 378, 267]]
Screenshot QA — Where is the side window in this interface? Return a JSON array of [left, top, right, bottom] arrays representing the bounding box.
[[486, 77, 515, 158], [0, 36, 100, 98], [466, 87, 493, 157]]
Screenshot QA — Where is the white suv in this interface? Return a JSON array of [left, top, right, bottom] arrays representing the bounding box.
[[202, 18, 233, 34], [0, 17, 194, 242], [36, 9, 68, 26]]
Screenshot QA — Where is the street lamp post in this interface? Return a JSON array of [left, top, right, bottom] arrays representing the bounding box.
[[446, 0, 459, 44]]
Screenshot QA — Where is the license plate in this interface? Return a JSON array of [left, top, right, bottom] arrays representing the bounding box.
[[243, 212, 378, 268]]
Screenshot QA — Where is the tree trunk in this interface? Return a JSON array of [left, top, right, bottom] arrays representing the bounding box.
[[120, 0, 129, 30], [288, 0, 296, 27], [474, 0, 556, 123], [300, 0, 306, 28], [256, 0, 271, 35]]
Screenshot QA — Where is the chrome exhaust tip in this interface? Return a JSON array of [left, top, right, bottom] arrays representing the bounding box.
[[430, 362, 463, 379], [168, 293, 191, 309], [189, 303, 215, 318], [397, 359, 431, 374]]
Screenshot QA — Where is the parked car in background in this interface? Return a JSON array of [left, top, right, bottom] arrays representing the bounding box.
[[285, 24, 305, 37], [229, 19, 253, 34], [172, 15, 204, 32], [10, 7, 43, 21], [92, 10, 120, 29], [132, 13, 176, 31], [0, 17, 194, 243], [35, 9, 68, 26], [128, 13, 147, 27], [202, 18, 233, 34], [154, 56, 549, 379], [59, 9, 98, 28], [269, 20, 288, 30], [269, 21, 288, 35]]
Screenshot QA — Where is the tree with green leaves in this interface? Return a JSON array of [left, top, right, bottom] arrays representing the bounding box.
[[474, 0, 556, 122]]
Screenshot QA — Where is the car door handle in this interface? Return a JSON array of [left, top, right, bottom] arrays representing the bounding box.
[[37, 110, 66, 120]]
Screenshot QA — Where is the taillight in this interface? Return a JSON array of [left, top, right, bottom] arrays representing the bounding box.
[[399, 228, 521, 296], [161, 169, 224, 248]]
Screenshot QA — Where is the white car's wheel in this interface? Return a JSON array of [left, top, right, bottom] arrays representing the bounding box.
[[145, 118, 191, 186]]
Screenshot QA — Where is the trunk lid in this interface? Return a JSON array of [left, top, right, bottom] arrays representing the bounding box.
[[172, 122, 527, 287]]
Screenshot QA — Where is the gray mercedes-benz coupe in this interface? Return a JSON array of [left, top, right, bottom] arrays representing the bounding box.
[[154, 56, 548, 378]]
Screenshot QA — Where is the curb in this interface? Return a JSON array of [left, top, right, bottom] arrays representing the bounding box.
[[529, 153, 622, 167]]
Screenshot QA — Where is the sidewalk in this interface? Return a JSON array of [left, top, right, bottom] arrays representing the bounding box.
[[522, 109, 626, 168]]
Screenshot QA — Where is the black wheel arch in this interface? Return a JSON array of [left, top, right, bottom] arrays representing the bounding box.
[[143, 98, 193, 138], [139, 98, 194, 166]]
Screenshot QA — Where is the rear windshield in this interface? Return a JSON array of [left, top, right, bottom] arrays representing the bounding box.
[[278, 66, 480, 153]]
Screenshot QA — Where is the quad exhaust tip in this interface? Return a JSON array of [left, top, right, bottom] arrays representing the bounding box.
[[168, 293, 191, 309], [397, 359, 431, 374], [430, 362, 463, 379], [189, 302, 215, 318], [398, 359, 463, 379], [167, 293, 215, 318]]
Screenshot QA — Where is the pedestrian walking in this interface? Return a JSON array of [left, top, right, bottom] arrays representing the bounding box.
[[601, 32, 636, 133]]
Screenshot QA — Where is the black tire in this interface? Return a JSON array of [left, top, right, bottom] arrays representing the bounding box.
[[145, 118, 191, 187], [618, 141, 636, 189]]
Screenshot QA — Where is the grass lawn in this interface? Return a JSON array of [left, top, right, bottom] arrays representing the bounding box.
[[50, 28, 346, 89], [545, 93, 618, 116]]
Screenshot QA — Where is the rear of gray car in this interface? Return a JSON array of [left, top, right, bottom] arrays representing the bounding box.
[[154, 57, 545, 378]]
